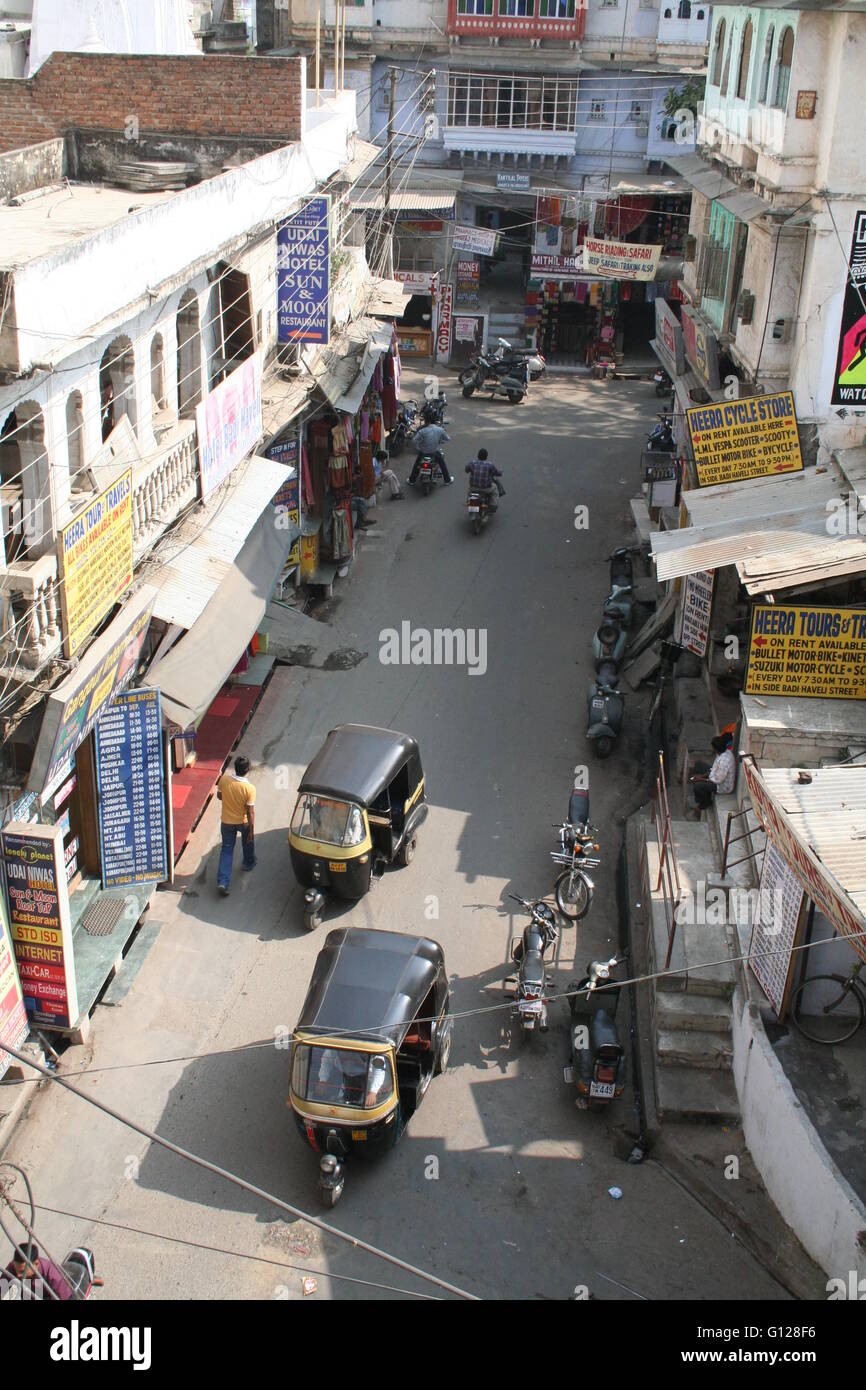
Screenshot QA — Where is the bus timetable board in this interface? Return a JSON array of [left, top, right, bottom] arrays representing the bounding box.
[[95, 689, 168, 889]]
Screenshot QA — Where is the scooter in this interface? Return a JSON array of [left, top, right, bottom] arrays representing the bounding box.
[[466, 486, 494, 535], [592, 619, 627, 669], [462, 359, 527, 404], [62, 1247, 104, 1300], [504, 893, 558, 1040], [419, 393, 447, 426], [550, 789, 600, 920], [608, 546, 636, 590], [646, 411, 675, 452], [564, 956, 627, 1110], [490, 338, 546, 380], [586, 668, 624, 759], [602, 582, 634, 628], [653, 366, 673, 397]]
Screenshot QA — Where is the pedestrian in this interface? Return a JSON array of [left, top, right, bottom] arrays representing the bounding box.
[[374, 448, 404, 499], [4, 1243, 72, 1301], [216, 754, 256, 896], [690, 735, 736, 811], [350, 494, 376, 531]]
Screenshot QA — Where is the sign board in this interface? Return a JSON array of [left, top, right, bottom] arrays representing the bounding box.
[[396, 220, 444, 234], [686, 391, 802, 487], [452, 225, 498, 257], [742, 757, 866, 950], [455, 258, 480, 309], [749, 841, 806, 1018], [745, 603, 866, 700], [497, 172, 531, 192], [680, 306, 721, 389], [831, 208, 866, 406], [0, 891, 28, 1080], [29, 587, 156, 795], [196, 350, 263, 500], [654, 297, 685, 377], [454, 316, 478, 343], [582, 238, 662, 281], [394, 270, 438, 294], [268, 440, 300, 567], [678, 570, 714, 657], [529, 253, 586, 280], [277, 194, 331, 346], [58, 472, 133, 659], [1, 823, 78, 1032], [436, 283, 453, 363], [95, 689, 168, 890]]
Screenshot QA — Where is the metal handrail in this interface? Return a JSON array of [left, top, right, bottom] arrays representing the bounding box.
[[649, 749, 686, 970], [721, 805, 766, 877]]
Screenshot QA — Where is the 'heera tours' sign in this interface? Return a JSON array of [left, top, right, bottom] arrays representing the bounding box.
[[745, 603, 866, 699], [277, 195, 331, 346], [687, 391, 803, 487], [58, 471, 133, 658]]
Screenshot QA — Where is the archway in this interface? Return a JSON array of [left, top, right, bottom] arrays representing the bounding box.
[[100, 336, 137, 440], [176, 291, 203, 419]]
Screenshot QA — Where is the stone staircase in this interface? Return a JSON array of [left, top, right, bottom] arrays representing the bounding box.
[[642, 816, 740, 1123]]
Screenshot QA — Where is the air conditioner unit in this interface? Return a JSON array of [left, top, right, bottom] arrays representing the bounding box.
[[737, 290, 755, 324], [683, 234, 696, 263]]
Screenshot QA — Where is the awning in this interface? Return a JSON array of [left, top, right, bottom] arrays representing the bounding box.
[[664, 155, 736, 200], [366, 276, 412, 318], [313, 316, 393, 415], [142, 508, 293, 729], [715, 189, 771, 223], [610, 174, 688, 196], [351, 189, 456, 214], [650, 467, 866, 584], [261, 369, 315, 441], [139, 454, 291, 630], [337, 139, 382, 184]]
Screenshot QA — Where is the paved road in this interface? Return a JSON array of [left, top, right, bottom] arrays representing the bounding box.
[[5, 370, 790, 1302]]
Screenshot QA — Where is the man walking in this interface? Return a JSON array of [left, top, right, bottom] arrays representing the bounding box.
[[216, 755, 256, 896]]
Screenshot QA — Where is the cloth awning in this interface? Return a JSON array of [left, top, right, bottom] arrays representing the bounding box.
[[142, 507, 293, 729], [139, 454, 291, 630], [351, 189, 456, 214], [651, 467, 866, 586], [313, 316, 393, 415], [366, 276, 412, 318], [664, 155, 736, 200]]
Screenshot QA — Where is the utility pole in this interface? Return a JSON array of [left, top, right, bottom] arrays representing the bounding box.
[[382, 65, 397, 279], [315, 0, 320, 108]]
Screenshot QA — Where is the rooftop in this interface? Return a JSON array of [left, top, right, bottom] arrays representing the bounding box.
[[0, 182, 171, 271]]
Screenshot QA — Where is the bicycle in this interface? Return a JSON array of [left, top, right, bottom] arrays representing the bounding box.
[[789, 961, 865, 1044]]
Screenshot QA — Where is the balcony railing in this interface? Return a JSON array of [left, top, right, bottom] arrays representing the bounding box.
[[0, 552, 62, 675], [447, 0, 587, 42], [445, 72, 579, 155], [132, 417, 198, 563]]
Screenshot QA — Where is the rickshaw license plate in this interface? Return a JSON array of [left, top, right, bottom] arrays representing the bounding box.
[[351, 1130, 368, 1141], [590, 1081, 615, 1098], [329, 862, 347, 872]]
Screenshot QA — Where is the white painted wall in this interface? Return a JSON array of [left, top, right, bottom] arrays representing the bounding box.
[[585, 0, 658, 45]]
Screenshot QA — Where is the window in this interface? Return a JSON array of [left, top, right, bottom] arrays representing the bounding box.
[[65, 391, 86, 489], [711, 18, 726, 86], [447, 73, 576, 130], [150, 333, 166, 409], [758, 26, 774, 104], [540, 0, 575, 13], [629, 101, 645, 121], [499, 0, 533, 13], [677, 1, 691, 17], [773, 26, 794, 110], [600, 0, 618, 7], [720, 30, 732, 96], [736, 20, 753, 101], [291, 795, 366, 847], [590, 99, 606, 121], [457, 0, 493, 12], [291, 1045, 394, 1110]]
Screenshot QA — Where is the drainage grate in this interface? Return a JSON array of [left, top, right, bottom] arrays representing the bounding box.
[[80, 896, 128, 937]]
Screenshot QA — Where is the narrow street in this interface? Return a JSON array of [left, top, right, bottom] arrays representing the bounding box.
[[5, 370, 790, 1301]]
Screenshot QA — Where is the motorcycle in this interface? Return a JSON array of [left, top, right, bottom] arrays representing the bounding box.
[[387, 399, 421, 457], [420, 393, 447, 426], [490, 338, 546, 380], [461, 358, 527, 404], [586, 666, 624, 759], [653, 366, 673, 397], [592, 619, 627, 669], [565, 956, 627, 1110], [466, 486, 494, 535], [413, 453, 447, 497], [62, 1248, 104, 1300], [602, 582, 634, 628], [550, 789, 600, 920], [504, 893, 559, 1040], [646, 410, 675, 452]]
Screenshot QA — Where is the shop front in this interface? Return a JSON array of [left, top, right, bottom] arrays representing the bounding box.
[[394, 271, 438, 357]]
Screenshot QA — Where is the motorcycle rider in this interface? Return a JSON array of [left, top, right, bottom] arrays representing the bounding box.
[[408, 421, 453, 486], [4, 1244, 73, 1301], [465, 448, 505, 511]]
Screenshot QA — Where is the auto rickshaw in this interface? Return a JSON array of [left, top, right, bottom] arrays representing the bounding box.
[[288, 927, 452, 1206], [288, 724, 427, 930]]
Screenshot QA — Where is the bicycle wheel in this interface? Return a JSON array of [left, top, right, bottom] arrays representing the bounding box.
[[789, 975, 865, 1044]]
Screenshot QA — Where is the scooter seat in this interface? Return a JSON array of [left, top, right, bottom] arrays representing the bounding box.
[[591, 1008, 620, 1050], [522, 951, 545, 987], [569, 789, 590, 827]]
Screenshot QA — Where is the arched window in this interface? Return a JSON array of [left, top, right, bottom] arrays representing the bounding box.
[[773, 26, 794, 110], [100, 337, 137, 440], [1, 403, 49, 558], [720, 29, 733, 97], [736, 20, 753, 100], [176, 291, 203, 419], [711, 19, 726, 86], [758, 26, 775, 104], [66, 391, 86, 489], [150, 333, 166, 410]]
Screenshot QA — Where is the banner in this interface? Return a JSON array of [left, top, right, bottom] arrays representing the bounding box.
[[452, 224, 498, 257], [678, 570, 714, 656], [831, 208, 866, 405], [196, 350, 263, 500], [2, 823, 78, 1032], [749, 842, 806, 1018], [582, 237, 662, 281], [0, 891, 28, 1080], [395, 270, 438, 294], [529, 253, 586, 280], [436, 283, 453, 363], [745, 603, 866, 700], [277, 194, 331, 346], [687, 391, 803, 487], [58, 471, 133, 659], [654, 297, 685, 376], [95, 689, 168, 889], [680, 306, 721, 389]]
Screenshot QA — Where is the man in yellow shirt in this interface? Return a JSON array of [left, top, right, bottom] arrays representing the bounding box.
[[216, 755, 256, 896]]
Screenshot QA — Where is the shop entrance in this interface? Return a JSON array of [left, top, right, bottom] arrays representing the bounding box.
[[450, 313, 486, 366]]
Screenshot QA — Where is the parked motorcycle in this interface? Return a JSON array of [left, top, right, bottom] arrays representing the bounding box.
[[490, 338, 546, 380], [653, 366, 673, 397], [461, 357, 527, 404], [586, 666, 624, 759], [608, 546, 636, 590], [550, 789, 600, 920], [62, 1247, 104, 1300], [504, 893, 559, 1039], [592, 619, 627, 669], [387, 399, 421, 457], [565, 956, 626, 1110], [420, 393, 447, 426], [466, 486, 494, 535], [646, 410, 675, 452]]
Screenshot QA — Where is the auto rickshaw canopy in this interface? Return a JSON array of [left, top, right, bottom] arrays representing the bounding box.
[[295, 927, 445, 1050], [298, 724, 420, 809]]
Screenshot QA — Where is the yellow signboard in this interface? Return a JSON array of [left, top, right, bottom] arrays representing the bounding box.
[[746, 604, 866, 700], [58, 471, 133, 657], [687, 391, 803, 487]]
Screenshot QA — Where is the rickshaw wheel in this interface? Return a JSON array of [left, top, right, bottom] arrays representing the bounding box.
[[397, 835, 417, 867], [320, 1185, 341, 1209], [435, 1024, 452, 1075]]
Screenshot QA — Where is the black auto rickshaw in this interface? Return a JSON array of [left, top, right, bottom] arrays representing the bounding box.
[[288, 927, 452, 1206], [288, 724, 427, 930]]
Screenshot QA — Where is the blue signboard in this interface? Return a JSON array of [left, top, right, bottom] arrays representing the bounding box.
[[95, 689, 168, 889], [497, 172, 531, 193], [277, 195, 330, 346]]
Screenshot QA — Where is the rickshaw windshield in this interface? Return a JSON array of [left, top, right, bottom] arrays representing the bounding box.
[[291, 1044, 394, 1109], [291, 795, 365, 847]]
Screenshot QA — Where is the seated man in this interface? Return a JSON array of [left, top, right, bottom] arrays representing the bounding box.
[[409, 421, 453, 485], [465, 448, 505, 510], [374, 448, 404, 500], [690, 735, 736, 810]]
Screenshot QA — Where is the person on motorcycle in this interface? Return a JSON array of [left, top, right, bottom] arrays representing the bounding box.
[[408, 422, 453, 486], [465, 448, 505, 510], [5, 1244, 73, 1301]]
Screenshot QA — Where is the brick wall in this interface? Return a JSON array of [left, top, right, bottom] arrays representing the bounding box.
[[0, 52, 303, 155]]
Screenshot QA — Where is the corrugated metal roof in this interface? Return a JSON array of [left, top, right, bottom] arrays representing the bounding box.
[[758, 766, 866, 917], [350, 189, 456, 212], [313, 316, 393, 413], [367, 276, 411, 319], [664, 156, 735, 200], [715, 190, 771, 222], [141, 454, 289, 629]]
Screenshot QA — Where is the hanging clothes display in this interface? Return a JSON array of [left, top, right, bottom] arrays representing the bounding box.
[[358, 440, 375, 499], [331, 502, 353, 560], [328, 455, 349, 490]]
